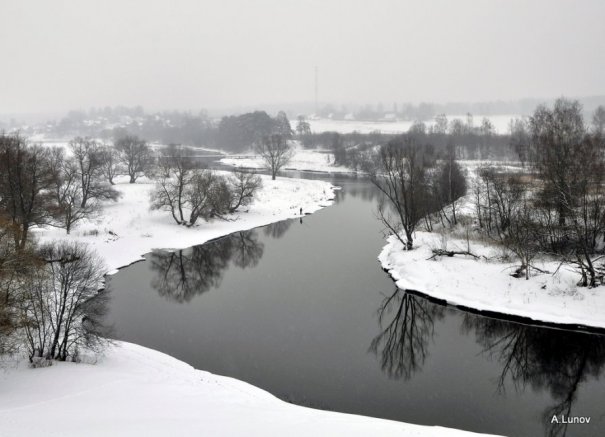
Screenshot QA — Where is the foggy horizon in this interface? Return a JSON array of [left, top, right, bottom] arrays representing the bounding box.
[[1, 0, 604, 115]]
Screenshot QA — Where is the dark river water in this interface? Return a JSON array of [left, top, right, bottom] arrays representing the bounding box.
[[106, 175, 605, 437]]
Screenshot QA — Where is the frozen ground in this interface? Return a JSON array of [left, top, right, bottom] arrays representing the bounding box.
[[220, 143, 356, 174], [307, 115, 519, 135], [33, 173, 337, 274], [0, 342, 500, 437]]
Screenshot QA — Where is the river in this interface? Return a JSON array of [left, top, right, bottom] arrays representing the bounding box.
[[106, 174, 605, 437]]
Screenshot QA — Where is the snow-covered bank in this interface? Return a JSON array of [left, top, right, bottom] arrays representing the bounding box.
[[33, 173, 337, 274], [220, 144, 357, 174], [379, 232, 605, 330], [0, 341, 501, 437]]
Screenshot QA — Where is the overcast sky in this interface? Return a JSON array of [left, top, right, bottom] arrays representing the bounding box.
[[1, 0, 604, 114]]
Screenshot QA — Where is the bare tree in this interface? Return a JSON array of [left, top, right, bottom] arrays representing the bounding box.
[[99, 144, 120, 185], [255, 134, 293, 180], [503, 192, 541, 280], [275, 111, 293, 140], [114, 135, 153, 183], [435, 145, 467, 226], [227, 171, 262, 213], [0, 134, 54, 249], [21, 241, 108, 362], [150, 145, 195, 225], [369, 138, 429, 250], [48, 147, 98, 234], [151, 148, 262, 226], [295, 116, 311, 136], [509, 118, 530, 166], [0, 219, 40, 354], [529, 98, 585, 227], [562, 135, 605, 287], [186, 170, 224, 225], [592, 105, 605, 136], [528, 99, 605, 286], [431, 113, 448, 134], [474, 167, 525, 239], [70, 137, 119, 206]]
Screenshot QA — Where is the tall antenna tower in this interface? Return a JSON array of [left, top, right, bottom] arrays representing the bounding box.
[[314, 66, 318, 114]]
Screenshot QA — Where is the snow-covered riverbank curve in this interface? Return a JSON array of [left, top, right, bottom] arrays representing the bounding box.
[[33, 173, 337, 274], [220, 143, 357, 174], [0, 341, 502, 437], [379, 231, 605, 330]]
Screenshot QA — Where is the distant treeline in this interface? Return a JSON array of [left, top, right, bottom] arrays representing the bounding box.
[[44, 109, 292, 153], [27, 103, 604, 162], [40, 108, 517, 160], [314, 96, 605, 121], [306, 116, 517, 170]]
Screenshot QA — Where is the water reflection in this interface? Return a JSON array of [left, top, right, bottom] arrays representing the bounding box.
[[149, 230, 264, 303], [370, 289, 605, 436], [370, 289, 445, 380], [463, 316, 605, 437], [263, 220, 292, 239], [109, 175, 605, 436], [230, 231, 264, 269], [341, 184, 380, 202]]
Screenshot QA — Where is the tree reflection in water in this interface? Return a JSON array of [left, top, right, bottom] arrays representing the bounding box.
[[149, 230, 264, 303], [463, 316, 605, 437], [370, 289, 444, 380], [341, 184, 381, 203], [263, 220, 292, 239], [231, 231, 264, 269]]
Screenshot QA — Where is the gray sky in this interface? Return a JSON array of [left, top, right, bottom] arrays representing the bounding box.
[[1, 0, 604, 114]]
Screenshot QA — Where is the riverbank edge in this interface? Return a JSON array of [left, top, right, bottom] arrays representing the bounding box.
[[0, 341, 502, 437], [379, 232, 605, 332]]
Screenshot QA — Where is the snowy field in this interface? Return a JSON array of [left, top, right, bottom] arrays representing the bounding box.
[[220, 143, 356, 174], [32, 173, 337, 274], [0, 342, 500, 437], [307, 114, 519, 135]]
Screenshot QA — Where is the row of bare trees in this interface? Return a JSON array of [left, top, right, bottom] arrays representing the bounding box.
[[0, 132, 269, 364], [0, 133, 155, 363], [370, 98, 605, 287], [473, 99, 605, 284], [0, 133, 154, 242]]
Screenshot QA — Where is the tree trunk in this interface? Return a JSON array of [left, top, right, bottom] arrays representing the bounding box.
[[405, 228, 414, 250], [452, 201, 457, 225], [18, 224, 29, 250]]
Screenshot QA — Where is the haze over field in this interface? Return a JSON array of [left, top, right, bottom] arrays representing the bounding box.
[[1, 0, 604, 115]]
